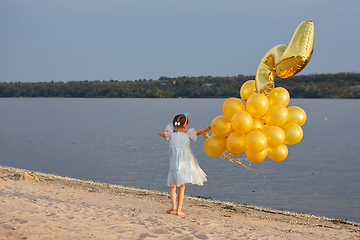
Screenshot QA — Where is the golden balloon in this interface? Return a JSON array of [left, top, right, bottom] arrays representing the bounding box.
[[211, 116, 233, 137], [281, 122, 303, 145], [222, 97, 245, 120], [245, 148, 267, 163], [246, 93, 269, 118], [204, 135, 227, 157], [263, 125, 285, 147], [240, 80, 256, 102], [246, 130, 268, 153], [287, 106, 307, 126], [267, 144, 288, 162], [252, 118, 265, 131], [226, 132, 246, 155], [267, 87, 290, 107], [231, 111, 253, 133], [255, 20, 315, 95], [265, 104, 289, 126]]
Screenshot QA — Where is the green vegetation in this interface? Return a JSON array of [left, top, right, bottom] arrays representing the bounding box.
[[0, 72, 359, 98]]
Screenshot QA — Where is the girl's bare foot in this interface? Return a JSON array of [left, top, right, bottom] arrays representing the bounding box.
[[167, 207, 175, 214], [176, 211, 185, 216]]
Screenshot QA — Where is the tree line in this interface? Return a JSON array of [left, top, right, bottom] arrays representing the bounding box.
[[0, 72, 359, 99]]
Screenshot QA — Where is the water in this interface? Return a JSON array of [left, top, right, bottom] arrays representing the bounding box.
[[0, 98, 359, 222]]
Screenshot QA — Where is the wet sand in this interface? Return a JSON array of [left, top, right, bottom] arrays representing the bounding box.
[[1, 165, 359, 239]]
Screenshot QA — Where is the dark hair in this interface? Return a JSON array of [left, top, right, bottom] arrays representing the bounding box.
[[172, 114, 189, 128]]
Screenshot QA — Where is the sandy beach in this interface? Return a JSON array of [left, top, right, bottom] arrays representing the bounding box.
[[1, 165, 359, 239]]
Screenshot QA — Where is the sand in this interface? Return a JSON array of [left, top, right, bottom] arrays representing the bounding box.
[[1, 165, 359, 240]]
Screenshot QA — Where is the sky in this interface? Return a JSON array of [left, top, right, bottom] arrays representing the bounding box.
[[1, 0, 359, 83]]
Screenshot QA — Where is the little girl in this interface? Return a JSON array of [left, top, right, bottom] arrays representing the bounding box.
[[159, 113, 210, 216]]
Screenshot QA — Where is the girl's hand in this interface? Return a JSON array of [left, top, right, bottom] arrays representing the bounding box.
[[159, 130, 166, 138], [196, 126, 211, 136]]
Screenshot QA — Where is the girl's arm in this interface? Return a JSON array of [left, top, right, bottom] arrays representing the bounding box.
[[196, 126, 211, 136], [159, 130, 167, 138]]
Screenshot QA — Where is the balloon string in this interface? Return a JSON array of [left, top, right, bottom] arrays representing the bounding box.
[[202, 127, 258, 175], [221, 152, 258, 175]]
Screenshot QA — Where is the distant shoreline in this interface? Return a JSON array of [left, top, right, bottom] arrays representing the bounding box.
[[1, 72, 359, 99]]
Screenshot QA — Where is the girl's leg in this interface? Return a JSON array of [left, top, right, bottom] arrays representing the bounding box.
[[176, 184, 186, 216], [167, 184, 176, 214]]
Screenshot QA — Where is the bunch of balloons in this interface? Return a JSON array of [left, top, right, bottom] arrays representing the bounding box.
[[203, 20, 314, 165], [204, 81, 306, 163]]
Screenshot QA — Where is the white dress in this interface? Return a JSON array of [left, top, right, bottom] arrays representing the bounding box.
[[164, 124, 207, 187]]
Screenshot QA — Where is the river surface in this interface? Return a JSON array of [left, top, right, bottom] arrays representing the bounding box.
[[0, 98, 359, 222]]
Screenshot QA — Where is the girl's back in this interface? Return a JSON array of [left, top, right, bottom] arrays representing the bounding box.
[[169, 131, 195, 148]]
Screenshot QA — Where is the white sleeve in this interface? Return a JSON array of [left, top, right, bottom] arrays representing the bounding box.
[[187, 128, 197, 141], [164, 124, 173, 140]]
